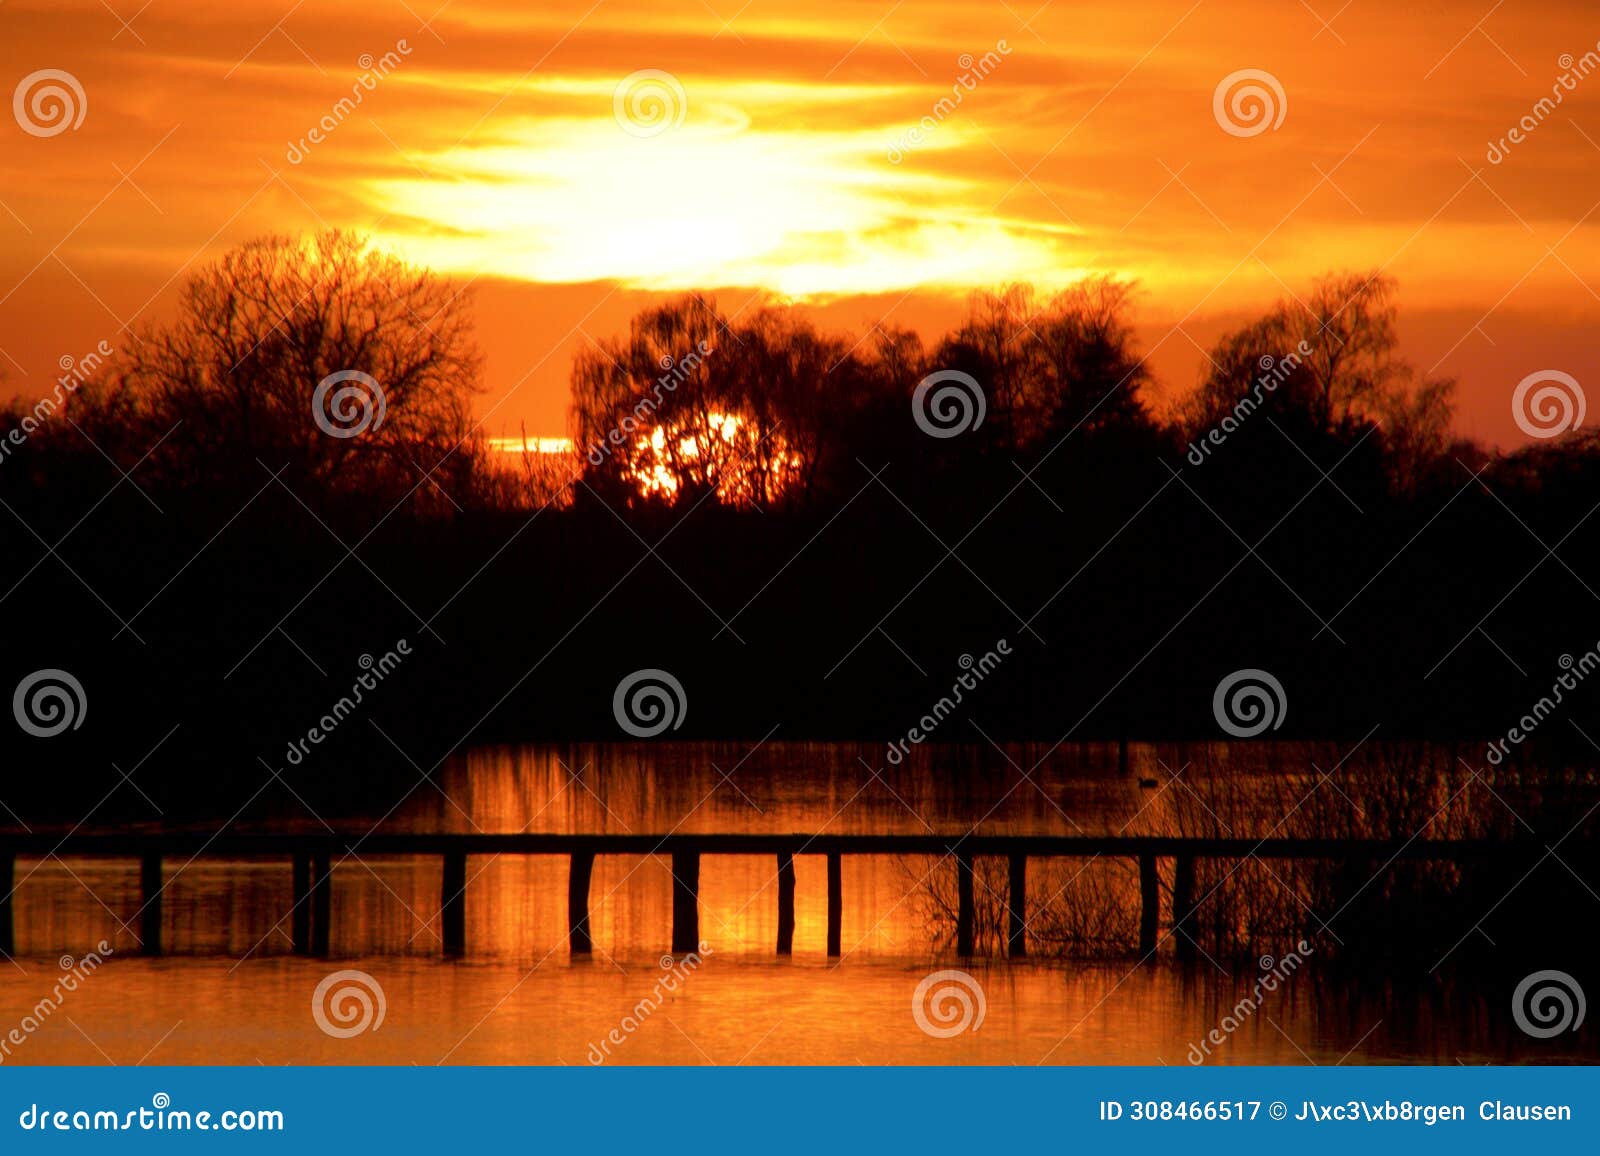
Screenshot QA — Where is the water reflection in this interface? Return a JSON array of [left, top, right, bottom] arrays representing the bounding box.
[[0, 954, 1583, 1065], [2, 741, 1595, 1063]]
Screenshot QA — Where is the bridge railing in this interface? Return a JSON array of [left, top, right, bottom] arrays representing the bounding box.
[[0, 834, 1556, 960]]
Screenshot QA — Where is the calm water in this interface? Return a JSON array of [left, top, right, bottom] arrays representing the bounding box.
[[0, 741, 1592, 1064]]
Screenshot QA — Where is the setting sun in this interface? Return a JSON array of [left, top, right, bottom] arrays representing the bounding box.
[[363, 90, 1084, 298]]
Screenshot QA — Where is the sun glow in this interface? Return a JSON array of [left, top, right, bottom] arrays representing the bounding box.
[[616, 412, 803, 504], [364, 84, 1085, 298], [486, 436, 575, 455]]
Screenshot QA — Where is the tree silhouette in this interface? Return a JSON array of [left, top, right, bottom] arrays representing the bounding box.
[[1184, 271, 1453, 450], [73, 231, 484, 512]]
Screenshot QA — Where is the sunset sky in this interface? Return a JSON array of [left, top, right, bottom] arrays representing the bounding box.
[[2, 0, 1598, 447]]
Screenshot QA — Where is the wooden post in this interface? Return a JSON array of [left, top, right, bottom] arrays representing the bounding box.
[[0, 851, 13, 957], [311, 853, 331, 957], [671, 850, 699, 954], [139, 853, 162, 956], [1172, 854, 1197, 963], [775, 851, 795, 955], [291, 855, 311, 955], [1138, 853, 1159, 955], [1007, 853, 1027, 958], [956, 852, 975, 956], [826, 852, 842, 957], [441, 851, 467, 957], [568, 851, 595, 956]]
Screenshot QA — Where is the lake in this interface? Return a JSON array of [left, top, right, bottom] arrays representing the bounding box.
[[1, 740, 1593, 1064]]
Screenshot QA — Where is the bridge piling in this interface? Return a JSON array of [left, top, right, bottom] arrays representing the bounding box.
[[1138, 853, 1159, 955], [956, 852, 975, 956], [1008, 854, 1027, 958], [826, 852, 842, 957], [568, 851, 595, 956], [775, 852, 795, 955], [441, 851, 467, 956], [671, 850, 699, 954]]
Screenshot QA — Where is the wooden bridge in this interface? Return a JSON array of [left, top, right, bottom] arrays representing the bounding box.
[[0, 833, 1557, 960]]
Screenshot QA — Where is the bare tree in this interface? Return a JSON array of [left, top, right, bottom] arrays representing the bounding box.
[[88, 231, 483, 510], [1293, 271, 1403, 430], [1033, 276, 1152, 437], [572, 295, 880, 509], [1186, 271, 1455, 483], [934, 278, 1152, 448], [1377, 369, 1458, 494], [936, 284, 1042, 447], [571, 295, 730, 504]]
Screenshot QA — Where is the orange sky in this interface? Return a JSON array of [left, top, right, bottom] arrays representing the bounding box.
[[2, 0, 1598, 447]]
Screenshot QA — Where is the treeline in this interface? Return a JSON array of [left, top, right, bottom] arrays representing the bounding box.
[[570, 271, 1468, 512], [5, 233, 1474, 519], [3, 231, 1599, 818]]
